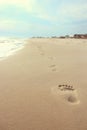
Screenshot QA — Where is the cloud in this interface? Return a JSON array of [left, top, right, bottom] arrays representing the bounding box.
[[0, 0, 87, 37], [59, 2, 87, 20], [0, 0, 36, 12], [0, 0, 87, 22], [0, 0, 30, 6]]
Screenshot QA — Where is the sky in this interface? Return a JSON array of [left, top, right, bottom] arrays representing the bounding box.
[[0, 0, 87, 37]]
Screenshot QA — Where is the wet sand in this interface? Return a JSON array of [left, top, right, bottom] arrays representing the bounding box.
[[0, 38, 87, 130]]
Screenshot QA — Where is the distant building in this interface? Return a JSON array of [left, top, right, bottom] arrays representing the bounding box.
[[59, 35, 70, 39], [59, 36, 65, 39], [74, 34, 87, 39]]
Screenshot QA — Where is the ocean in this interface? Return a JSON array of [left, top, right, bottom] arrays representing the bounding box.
[[0, 37, 26, 60]]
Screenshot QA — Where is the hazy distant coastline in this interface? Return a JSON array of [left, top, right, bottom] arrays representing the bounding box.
[[31, 34, 87, 39]]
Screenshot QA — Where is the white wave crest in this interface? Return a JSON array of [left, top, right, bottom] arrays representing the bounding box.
[[0, 37, 26, 60]]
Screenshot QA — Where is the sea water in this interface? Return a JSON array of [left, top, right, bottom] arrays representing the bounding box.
[[0, 37, 26, 60]]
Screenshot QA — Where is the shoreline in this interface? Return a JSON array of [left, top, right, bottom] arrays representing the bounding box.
[[0, 38, 28, 61], [0, 38, 87, 130]]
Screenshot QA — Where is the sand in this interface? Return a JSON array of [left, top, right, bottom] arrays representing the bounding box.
[[0, 38, 87, 129]]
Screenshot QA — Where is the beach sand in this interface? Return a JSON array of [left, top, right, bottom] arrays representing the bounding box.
[[0, 38, 87, 130]]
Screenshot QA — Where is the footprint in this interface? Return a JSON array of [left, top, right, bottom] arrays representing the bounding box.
[[49, 64, 56, 68], [48, 56, 55, 60], [49, 64, 57, 72], [58, 84, 80, 104], [52, 84, 80, 105], [40, 52, 45, 56], [52, 68, 57, 71], [37, 45, 45, 56]]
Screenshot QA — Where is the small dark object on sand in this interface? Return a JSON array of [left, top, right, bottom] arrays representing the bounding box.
[[58, 85, 61, 87]]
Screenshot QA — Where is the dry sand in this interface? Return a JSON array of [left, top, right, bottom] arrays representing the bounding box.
[[0, 38, 87, 130]]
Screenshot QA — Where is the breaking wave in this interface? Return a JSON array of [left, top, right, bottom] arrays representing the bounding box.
[[0, 37, 26, 60]]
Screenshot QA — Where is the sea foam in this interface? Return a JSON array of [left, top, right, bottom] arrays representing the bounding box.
[[0, 37, 26, 60]]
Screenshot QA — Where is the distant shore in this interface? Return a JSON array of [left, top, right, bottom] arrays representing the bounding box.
[[31, 34, 87, 39]]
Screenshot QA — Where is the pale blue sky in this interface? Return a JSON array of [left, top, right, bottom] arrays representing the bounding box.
[[0, 0, 87, 37]]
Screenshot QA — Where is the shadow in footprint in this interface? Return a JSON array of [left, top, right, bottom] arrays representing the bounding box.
[[52, 68, 57, 72], [49, 64, 57, 72], [49, 64, 56, 67], [67, 95, 77, 103], [48, 56, 55, 60], [40, 52, 45, 56]]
